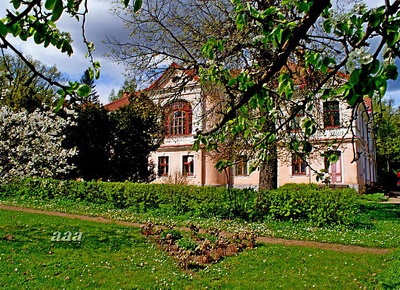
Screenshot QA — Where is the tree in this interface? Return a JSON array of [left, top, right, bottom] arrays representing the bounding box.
[[374, 98, 400, 187], [0, 106, 77, 182], [1, 1, 400, 189], [64, 90, 164, 182], [108, 93, 164, 182], [108, 77, 138, 102], [0, 54, 64, 112], [64, 103, 111, 181], [80, 69, 100, 104], [109, 88, 119, 102], [109, 0, 400, 189]]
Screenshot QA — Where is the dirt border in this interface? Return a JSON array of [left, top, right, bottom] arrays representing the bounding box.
[[0, 204, 394, 255]]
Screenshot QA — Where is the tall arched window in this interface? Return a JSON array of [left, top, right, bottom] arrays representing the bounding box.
[[164, 100, 192, 136]]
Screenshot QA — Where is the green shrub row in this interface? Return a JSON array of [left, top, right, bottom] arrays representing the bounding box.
[[255, 184, 359, 226], [0, 179, 359, 226]]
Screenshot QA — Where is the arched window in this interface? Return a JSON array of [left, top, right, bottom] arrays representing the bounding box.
[[164, 100, 192, 136]]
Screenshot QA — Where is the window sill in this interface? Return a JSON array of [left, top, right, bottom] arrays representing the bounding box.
[[291, 174, 308, 177]]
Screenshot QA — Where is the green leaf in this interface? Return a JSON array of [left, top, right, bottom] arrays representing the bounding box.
[[369, 7, 384, 28], [54, 93, 65, 112], [228, 78, 237, 87], [370, 59, 380, 74], [377, 79, 387, 97], [387, 32, 399, 47], [133, 0, 142, 13], [349, 69, 362, 85], [19, 31, 28, 41], [34, 32, 44, 44], [278, 73, 293, 99], [87, 67, 95, 80], [124, 0, 130, 7], [385, 65, 398, 80], [51, 0, 64, 22], [12, 0, 21, 9], [45, 0, 57, 10], [323, 19, 332, 33], [297, 2, 311, 13], [215, 160, 229, 172], [61, 40, 73, 55], [77, 84, 91, 97], [9, 23, 22, 37], [0, 21, 7, 37], [347, 91, 359, 107]]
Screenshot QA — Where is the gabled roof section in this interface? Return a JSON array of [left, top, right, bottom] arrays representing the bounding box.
[[104, 63, 200, 111], [146, 62, 199, 91]]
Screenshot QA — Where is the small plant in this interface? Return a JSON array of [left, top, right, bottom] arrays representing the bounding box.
[[160, 229, 183, 241], [176, 237, 198, 251], [163, 171, 188, 185]]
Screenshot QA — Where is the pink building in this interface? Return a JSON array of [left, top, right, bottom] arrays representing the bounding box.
[[105, 65, 376, 191]]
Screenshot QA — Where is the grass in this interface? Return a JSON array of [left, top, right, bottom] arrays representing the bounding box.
[[0, 209, 392, 289], [1, 195, 399, 248]]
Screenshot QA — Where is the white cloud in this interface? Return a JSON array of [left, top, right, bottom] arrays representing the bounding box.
[[1, 1, 127, 104]]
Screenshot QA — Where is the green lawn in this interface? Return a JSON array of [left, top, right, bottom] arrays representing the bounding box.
[[0, 208, 395, 289]]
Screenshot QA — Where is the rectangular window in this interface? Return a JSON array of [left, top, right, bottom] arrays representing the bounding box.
[[323, 101, 340, 128], [292, 154, 307, 175], [158, 156, 169, 176], [235, 156, 248, 176], [182, 155, 194, 176]]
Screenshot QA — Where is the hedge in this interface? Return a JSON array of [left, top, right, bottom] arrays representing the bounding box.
[[0, 179, 359, 226]]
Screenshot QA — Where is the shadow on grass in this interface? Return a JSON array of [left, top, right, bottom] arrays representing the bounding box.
[[360, 202, 400, 221], [353, 202, 400, 230]]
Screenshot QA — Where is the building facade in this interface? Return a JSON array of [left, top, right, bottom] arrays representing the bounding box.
[[105, 65, 377, 191]]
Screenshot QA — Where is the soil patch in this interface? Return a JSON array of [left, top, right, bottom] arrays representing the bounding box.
[[0, 204, 394, 255]]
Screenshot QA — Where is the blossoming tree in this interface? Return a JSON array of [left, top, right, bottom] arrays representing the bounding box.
[[0, 106, 77, 182]]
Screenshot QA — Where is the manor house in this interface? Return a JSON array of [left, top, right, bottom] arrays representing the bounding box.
[[105, 64, 376, 191]]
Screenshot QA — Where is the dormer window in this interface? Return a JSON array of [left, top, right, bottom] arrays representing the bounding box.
[[164, 100, 192, 136]]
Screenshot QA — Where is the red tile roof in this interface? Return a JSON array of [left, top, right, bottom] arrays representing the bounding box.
[[104, 93, 130, 111]]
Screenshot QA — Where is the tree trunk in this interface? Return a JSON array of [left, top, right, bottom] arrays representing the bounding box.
[[258, 142, 278, 191]]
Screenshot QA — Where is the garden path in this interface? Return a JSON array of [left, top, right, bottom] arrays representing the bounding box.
[[0, 204, 394, 255]]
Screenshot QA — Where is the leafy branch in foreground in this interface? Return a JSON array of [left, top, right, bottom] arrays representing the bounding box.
[[0, 0, 143, 107]]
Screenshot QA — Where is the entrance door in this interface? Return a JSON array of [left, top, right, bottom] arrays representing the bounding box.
[[325, 151, 342, 184]]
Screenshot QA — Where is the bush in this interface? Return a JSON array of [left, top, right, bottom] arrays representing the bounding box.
[[0, 179, 359, 227], [255, 184, 359, 226]]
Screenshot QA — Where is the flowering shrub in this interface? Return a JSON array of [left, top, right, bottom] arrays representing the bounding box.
[[0, 106, 77, 182]]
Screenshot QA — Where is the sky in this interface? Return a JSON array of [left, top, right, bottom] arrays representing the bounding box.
[[2, 0, 400, 105]]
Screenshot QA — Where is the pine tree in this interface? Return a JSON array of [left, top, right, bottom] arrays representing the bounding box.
[[80, 69, 99, 104]]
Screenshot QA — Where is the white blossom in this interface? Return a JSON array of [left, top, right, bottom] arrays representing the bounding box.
[[0, 106, 77, 182], [346, 47, 373, 73]]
